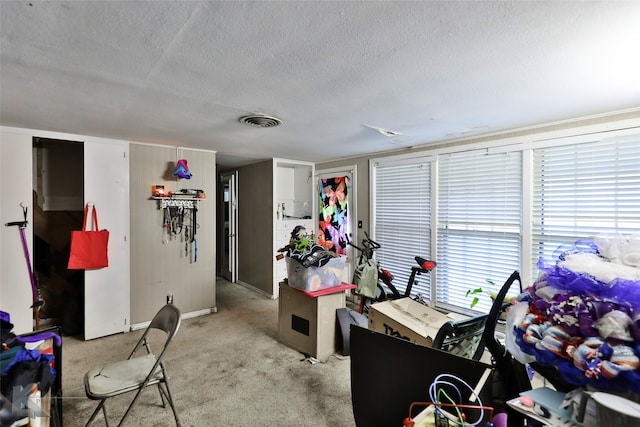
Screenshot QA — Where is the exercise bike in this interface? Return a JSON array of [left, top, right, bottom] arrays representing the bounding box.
[[348, 232, 436, 313]]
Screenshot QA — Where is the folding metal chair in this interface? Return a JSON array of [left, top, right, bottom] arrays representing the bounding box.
[[432, 313, 489, 361], [84, 304, 182, 427]]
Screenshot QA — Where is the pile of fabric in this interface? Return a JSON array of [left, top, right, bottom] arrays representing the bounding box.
[[508, 235, 640, 394], [1, 311, 59, 422], [286, 225, 339, 268]]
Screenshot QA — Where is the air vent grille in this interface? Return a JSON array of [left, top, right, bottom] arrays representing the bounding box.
[[239, 114, 282, 128]]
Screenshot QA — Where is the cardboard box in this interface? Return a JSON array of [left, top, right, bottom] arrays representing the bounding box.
[[278, 282, 346, 361], [368, 298, 451, 346]]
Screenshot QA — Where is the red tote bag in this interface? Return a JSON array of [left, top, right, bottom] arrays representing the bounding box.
[[68, 203, 109, 270]]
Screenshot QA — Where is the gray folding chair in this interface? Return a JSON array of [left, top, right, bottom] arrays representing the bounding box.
[[432, 313, 489, 361], [84, 304, 182, 427]]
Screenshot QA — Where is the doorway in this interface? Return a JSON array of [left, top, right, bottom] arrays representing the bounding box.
[[32, 137, 85, 336], [316, 165, 357, 281], [219, 171, 238, 282]]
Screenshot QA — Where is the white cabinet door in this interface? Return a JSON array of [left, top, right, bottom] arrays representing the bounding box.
[[0, 130, 34, 334], [83, 139, 130, 340]]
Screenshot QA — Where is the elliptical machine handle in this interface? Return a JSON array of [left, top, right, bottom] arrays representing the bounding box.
[[363, 231, 381, 249], [346, 233, 364, 253]]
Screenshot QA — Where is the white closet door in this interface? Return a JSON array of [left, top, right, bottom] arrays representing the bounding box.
[[0, 130, 34, 334], [84, 139, 130, 340]]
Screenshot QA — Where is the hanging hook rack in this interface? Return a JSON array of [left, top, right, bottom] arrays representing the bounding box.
[[159, 198, 198, 209]]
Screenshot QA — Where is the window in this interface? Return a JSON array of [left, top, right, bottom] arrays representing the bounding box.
[[371, 157, 433, 299], [437, 150, 522, 313], [531, 135, 640, 282], [370, 125, 640, 315]]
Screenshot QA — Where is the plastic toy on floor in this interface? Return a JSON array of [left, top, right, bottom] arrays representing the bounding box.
[[172, 159, 192, 179]]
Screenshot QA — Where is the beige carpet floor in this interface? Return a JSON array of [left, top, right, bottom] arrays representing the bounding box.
[[61, 278, 356, 426]]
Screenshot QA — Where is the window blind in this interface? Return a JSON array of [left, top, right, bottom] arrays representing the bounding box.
[[531, 136, 640, 281], [437, 150, 522, 313], [372, 159, 432, 299]]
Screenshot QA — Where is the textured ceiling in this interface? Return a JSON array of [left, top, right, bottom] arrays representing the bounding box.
[[1, 1, 640, 168]]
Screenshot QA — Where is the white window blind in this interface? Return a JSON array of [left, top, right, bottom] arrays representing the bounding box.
[[372, 159, 432, 299], [531, 136, 640, 281], [437, 150, 522, 313]]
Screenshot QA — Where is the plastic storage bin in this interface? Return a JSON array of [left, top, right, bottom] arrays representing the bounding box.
[[592, 392, 640, 427], [285, 255, 346, 292]]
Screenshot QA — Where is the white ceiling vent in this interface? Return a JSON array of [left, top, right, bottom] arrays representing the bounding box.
[[239, 114, 282, 128]]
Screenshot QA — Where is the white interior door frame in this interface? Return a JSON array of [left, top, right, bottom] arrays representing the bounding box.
[[222, 171, 238, 283]]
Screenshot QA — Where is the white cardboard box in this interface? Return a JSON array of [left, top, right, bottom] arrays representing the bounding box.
[[368, 298, 452, 347]]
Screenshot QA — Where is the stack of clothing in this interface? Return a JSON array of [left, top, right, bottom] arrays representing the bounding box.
[[507, 236, 640, 394], [1, 311, 59, 422]]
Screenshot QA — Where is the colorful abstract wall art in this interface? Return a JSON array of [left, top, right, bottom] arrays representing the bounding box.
[[318, 176, 349, 255]]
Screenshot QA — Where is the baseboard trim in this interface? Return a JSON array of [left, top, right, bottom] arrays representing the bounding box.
[[130, 307, 216, 331], [236, 280, 277, 300]]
